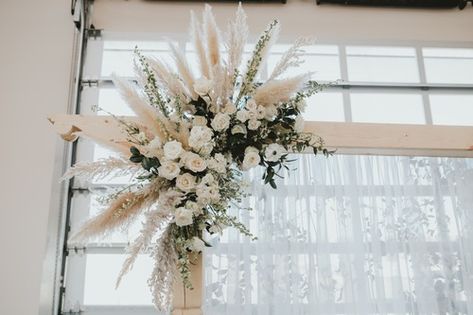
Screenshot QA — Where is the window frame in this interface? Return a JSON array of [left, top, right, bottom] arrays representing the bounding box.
[[54, 32, 473, 314]]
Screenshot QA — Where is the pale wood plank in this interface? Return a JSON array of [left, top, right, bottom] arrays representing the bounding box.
[[172, 254, 203, 315], [48, 114, 473, 155]]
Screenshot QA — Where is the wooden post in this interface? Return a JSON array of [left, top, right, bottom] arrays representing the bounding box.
[[172, 254, 203, 315]]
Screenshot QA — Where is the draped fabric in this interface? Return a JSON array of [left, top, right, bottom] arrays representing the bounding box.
[[203, 155, 473, 315]]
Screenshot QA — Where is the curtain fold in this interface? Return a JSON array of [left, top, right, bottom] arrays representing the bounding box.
[[203, 154, 473, 315]]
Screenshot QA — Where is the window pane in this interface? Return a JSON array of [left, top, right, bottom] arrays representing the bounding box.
[[69, 194, 142, 245], [423, 48, 473, 84], [102, 50, 175, 77], [98, 88, 134, 116], [101, 40, 176, 77], [351, 93, 425, 124], [303, 92, 345, 122], [347, 46, 419, 83], [268, 45, 340, 81], [430, 94, 473, 126], [83, 254, 154, 305]]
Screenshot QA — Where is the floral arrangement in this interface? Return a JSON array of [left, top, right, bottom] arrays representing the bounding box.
[[64, 4, 331, 311]]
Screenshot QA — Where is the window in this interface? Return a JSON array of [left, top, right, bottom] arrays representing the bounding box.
[[61, 35, 473, 314]]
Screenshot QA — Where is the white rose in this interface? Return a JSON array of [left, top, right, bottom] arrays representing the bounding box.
[[193, 116, 207, 126], [245, 99, 258, 111], [163, 140, 183, 160], [158, 189, 183, 209], [247, 119, 261, 130], [264, 105, 278, 121], [231, 124, 247, 135], [294, 115, 305, 132], [158, 160, 180, 180], [223, 102, 237, 114], [185, 153, 207, 172], [236, 110, 249, 122], [174, 207, 193, 227], [242, 151, 261, 170], [189, 126, 213, 150], [211, 112, 230, 131], [264, 143, 286, 162], [176, 173, 196, 191], [189, 236, 205, 252], [193, 77, 213, 96]]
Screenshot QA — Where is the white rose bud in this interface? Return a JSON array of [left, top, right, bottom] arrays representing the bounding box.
[[199, 142, 214, 156], [174, 207, 193, 227], [242, 150, 261, 170], [209, 223, 226, 235], [264, 105, 278, 121], [236, 110, 249, 123], [231, 124, 247, 135], [201, 173, 215, 185], [247, 119, 261, 130], [207, 153, 227, 173], [163, 140, 183, 160], [223, 102, 237, 114], [185, 153, 207, 172], [247, 111, 258, 121], [210, 112, 230, 131], [256, 106, 266, 119], [296, 100, 307, 112], [158, 160, 180, 180], [136, 131, 148, 143], [264, 143, 286, 162], [245, 99, 258, 111], [193, 77, 213, 96], [176, 173, 196, 191], [189, 236, 205, 252], [294, 115, 305, 132], [186, 201, 202, 215], [158, 189, 183, 210], [145, 137, 162, 156]]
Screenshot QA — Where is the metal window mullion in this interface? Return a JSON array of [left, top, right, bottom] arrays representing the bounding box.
[[339, 45, 353, 122], [416, 46, 434, 125], [63, 192, 93, 312], [61, 10, 105, 314]]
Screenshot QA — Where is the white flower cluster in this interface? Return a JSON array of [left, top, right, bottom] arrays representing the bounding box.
[[67, 5, 329, 310]]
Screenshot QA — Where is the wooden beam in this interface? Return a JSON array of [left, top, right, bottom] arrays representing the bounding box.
[[48, 114, 473, 156], [172, 255, 203, 315]]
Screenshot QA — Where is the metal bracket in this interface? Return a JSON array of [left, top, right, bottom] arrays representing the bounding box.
[[61, 301, 85, 315], [86, 24, 102, 39], [80, 79, 99, 88]]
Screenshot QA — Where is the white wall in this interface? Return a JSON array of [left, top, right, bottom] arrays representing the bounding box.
[[0, 0, 471, 315], [94, 0, 473, 42], [0, 1, 73, 314]]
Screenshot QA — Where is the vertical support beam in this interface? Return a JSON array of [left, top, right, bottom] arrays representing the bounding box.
[[172, 254, 203, 315]]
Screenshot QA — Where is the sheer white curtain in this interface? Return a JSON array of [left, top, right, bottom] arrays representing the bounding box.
[[203, 154, 473, 315]]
